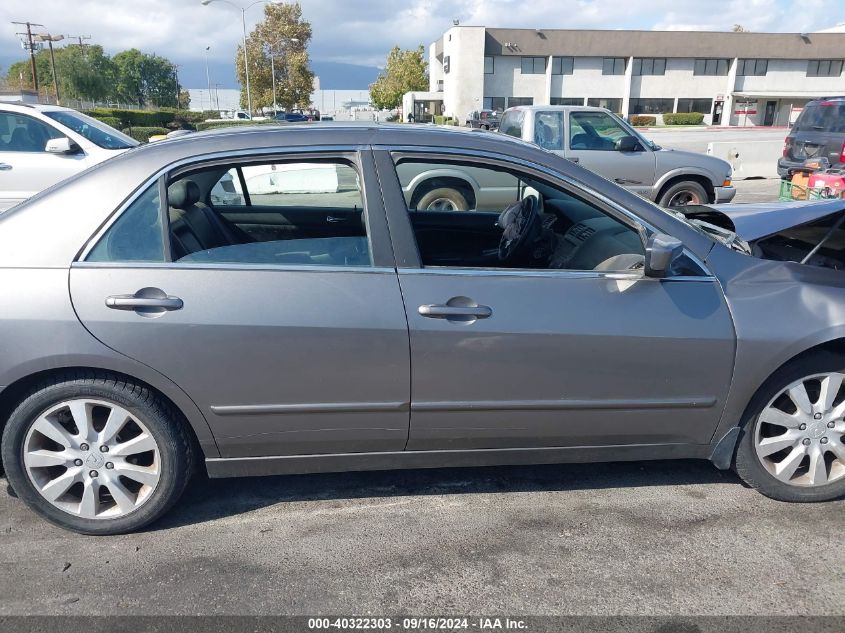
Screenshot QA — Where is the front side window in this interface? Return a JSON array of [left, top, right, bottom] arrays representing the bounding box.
[[0, 112, 63, 153], [534, 112, 563, 150], [392, 157, 644, 272], [87, 183, 164, 262], [569, 111, 630, 151], [521, 56, 546, 74], [602, 58, 626, 75]]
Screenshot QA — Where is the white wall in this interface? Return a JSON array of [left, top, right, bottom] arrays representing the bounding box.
[[442, 26, 486, 120]]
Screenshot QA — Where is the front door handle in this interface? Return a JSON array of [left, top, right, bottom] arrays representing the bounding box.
[[0, 163, 12, 171], [419, 304, 492, 319], [106, 287, 183, 314], [326, 215, 346, 223], [568, 157, 579, 164]]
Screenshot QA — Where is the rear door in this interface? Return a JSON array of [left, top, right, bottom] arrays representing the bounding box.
[[70, 149, 410, 458], [0, 111, 88, 211], [565, 110, 656, 196]]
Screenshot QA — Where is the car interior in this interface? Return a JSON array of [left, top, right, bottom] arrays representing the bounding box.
[[399, 159, 646, 272], [163, 160, 371, 267]]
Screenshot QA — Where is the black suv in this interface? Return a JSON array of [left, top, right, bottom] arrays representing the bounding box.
[[778, 96, 845, 177]]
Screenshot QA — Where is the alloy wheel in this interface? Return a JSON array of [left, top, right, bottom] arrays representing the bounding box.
[[667, 190, 701, 206], [23, 399, 161, 519], [754, 373, 845, 487], [425, 198, 460, 211]]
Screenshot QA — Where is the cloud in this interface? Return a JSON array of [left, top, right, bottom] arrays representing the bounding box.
[[1, 0, 842, 70]]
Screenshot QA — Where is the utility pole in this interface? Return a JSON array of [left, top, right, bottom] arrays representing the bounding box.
[[12, 21, 44, 91], [33, 33, 65, 105], [67, 34, 91, 54]]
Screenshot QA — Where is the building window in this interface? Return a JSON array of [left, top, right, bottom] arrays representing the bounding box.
[[586, 98, 623, 113], [486, 97, 506, 112], [629, 98, 674, 115], [443, 56, 450, 74], [484, 56, 494, 74], [737, 59, 768, 76], [550, 97, 584, 105], [551, 57, 574, 75], [508, 97, 534, 107], [807, 59, 844, 77], [602, 58, 626, 75], [520, 56, 546, 74], [632, 58, 666, 76], [694, 59, 729, 76], [677, 98, 713, 114]]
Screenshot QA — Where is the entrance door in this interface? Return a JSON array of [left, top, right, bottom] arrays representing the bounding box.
[[763, 101, 777, 126], [712, 101, 724, 125]]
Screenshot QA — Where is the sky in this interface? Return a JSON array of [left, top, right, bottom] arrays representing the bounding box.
[[1, 0, 844, 89]]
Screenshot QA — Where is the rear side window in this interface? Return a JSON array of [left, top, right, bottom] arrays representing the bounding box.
[[87, 183, 164, 262], [499, 111, 524, 138], [534, 112, 563, 150], [793, 104, 845, 133]]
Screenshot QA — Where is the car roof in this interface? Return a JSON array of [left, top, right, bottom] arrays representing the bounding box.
[[503, 105, 610, 114], [0, 102, 74, 113]]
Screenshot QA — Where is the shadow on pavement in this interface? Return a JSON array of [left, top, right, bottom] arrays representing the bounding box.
[[154, 459, 743, 531]]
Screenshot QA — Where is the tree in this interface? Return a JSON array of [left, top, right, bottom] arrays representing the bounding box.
[[369, 46, 428, 110], [236, 2, 315, 112], [733, 24, 748, 32], [113, 49, 181, 108], [55, 45, 115, 103]]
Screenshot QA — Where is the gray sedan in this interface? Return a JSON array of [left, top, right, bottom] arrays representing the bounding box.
[[1, 123, 844, 535]]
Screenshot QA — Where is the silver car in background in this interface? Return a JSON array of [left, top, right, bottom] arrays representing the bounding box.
[[1, 123, 844, 535]]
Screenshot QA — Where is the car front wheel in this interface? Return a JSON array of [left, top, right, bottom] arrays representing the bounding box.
[[734, 353, 845, 502], [658, 181, 709, 207], [1, 372, 194, 534]]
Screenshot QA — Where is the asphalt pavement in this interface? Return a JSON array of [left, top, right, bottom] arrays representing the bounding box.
[[1, 459, 843, 615]]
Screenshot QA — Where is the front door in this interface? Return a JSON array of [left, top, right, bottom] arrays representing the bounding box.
[[0, 111, 88, 211], [70, 151, 410, 458], [763, 101, 777, 126], [565, 110, 657, 197], [376, 150, 735, 451]]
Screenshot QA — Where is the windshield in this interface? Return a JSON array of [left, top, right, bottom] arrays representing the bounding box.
[[43, 110, 139, 150], [793, 104, 845, 133]]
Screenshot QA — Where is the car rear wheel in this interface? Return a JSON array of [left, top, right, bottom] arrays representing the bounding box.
[[658, 181, 709, 207], [1, 373, 194, 534], [734, 353, 845, 502], [417, 187, 470, 211]]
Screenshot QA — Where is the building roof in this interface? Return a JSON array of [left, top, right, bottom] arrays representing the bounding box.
[[481, 28, 845, 59]]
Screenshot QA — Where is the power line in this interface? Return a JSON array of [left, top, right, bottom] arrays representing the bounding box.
[[12, 21, 44, 91]]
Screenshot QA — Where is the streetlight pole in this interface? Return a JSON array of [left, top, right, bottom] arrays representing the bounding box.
[[201, 0, 280, 116], [33, 33, 65, 105], [205, 45, 212, 111]]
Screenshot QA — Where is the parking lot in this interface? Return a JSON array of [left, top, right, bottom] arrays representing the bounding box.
[[1, 458, 843, 615]]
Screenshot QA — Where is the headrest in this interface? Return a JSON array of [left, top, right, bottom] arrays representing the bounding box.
[[168, 180, 200, 209]]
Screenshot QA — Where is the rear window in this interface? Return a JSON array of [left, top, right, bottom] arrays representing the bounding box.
[[499, 111, 524, 138], [793, 104, 845, 133]]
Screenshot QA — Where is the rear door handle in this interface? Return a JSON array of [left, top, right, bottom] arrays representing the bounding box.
[[0, 163, 12, 171], [106, 297, 183, 310], [326, 215, 346, 223], [106, 288, 183, 313], [419, 304, 492, 319]]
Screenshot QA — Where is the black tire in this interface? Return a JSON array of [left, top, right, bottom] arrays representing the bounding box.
[[657, 180, 709, 207], [416, 187, 470, 211], [1, 371, 194, 535], [734, 352, 845, 503]]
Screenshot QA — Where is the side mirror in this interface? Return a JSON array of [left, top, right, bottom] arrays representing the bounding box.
[[644, 233, 683, 278], [614, 135, 640, 152], [45, 137, 81, 154]]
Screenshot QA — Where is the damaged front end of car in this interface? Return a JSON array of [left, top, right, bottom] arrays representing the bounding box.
[[677, 200, 845, 271]]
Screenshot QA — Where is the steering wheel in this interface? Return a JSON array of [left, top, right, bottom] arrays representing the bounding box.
[[497, 196, 540, 265]]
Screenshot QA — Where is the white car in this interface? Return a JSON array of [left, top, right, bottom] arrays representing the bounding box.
[[0, 103, 138, 211]]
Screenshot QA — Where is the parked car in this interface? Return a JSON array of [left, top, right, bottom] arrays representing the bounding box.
[[273, 112, 309, 123], [0, 103, 138, 212], [3, 123, 845, 535], [778, 96, 845, 178], [498, 105, 735, 207], [465, 109, 500, 130]]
